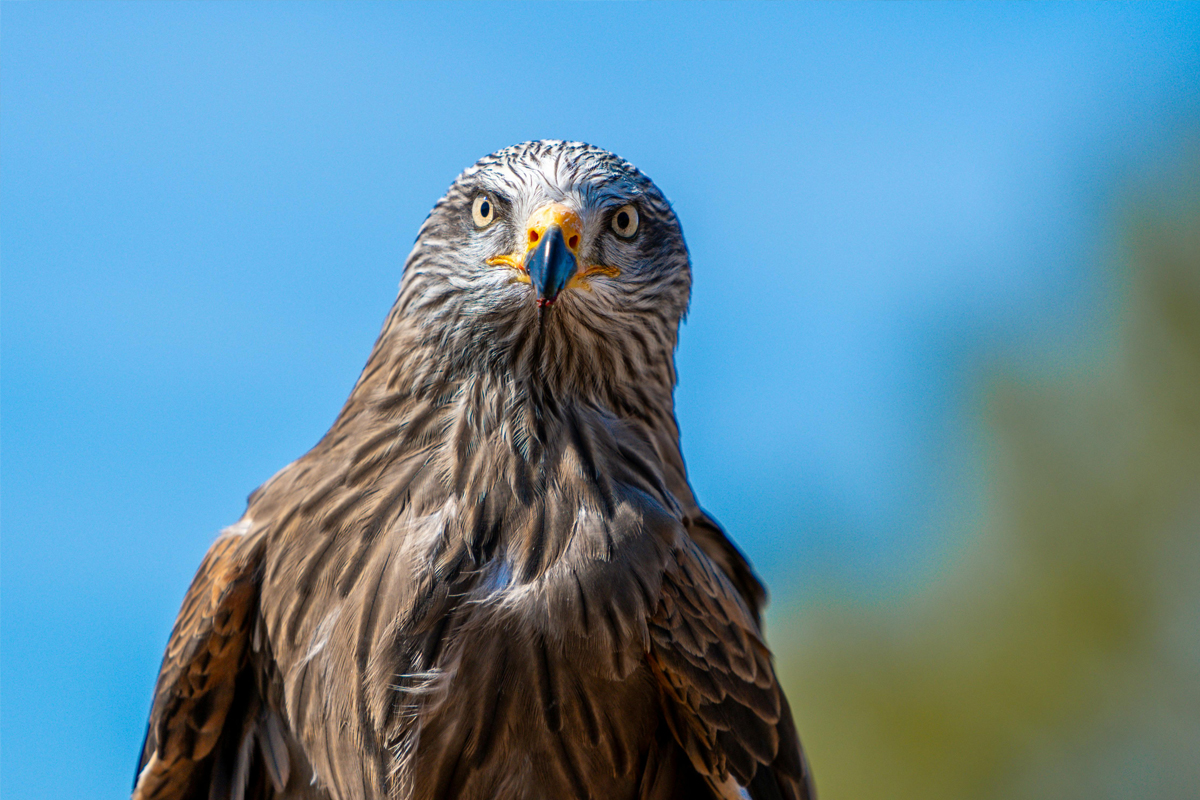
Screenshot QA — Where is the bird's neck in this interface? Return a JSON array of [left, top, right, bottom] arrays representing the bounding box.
[[289, 356, 684, 582], [343, 353, 680, 476], [242, 314, 698, 590], [343, 309, 682, 454]]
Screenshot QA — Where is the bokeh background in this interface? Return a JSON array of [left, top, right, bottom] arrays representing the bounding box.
[[3, 3, 1198, 798]]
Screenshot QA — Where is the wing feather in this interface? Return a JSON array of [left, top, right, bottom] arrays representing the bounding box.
[[648, 537, 814, 800], [134, 527, 268, 800]]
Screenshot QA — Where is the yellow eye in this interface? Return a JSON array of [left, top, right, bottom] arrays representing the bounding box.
[[611, 204, 638, 238], [472, 195, 495, 228]]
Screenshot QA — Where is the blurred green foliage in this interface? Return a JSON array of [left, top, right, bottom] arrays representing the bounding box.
[[778, 175, 1200, 799]]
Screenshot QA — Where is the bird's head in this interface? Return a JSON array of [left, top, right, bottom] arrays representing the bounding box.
[[388, 141, 691, 406]]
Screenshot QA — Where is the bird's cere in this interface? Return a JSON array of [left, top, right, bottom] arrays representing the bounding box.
[[524, 203, 583, 253]]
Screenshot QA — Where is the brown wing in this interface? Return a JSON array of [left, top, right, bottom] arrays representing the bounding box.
[[133, 526, 288, 800], [684, 510, 767, 625], [648, 537, 814, 800]]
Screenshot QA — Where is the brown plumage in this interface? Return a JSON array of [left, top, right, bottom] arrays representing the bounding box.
[[134, 141, 813, 800]]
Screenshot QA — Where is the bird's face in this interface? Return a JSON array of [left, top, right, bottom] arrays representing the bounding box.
[[396, 141, 691, 396]]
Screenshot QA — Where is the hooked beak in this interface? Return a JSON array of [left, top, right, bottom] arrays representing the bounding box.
[[523, 204, 583, 306], [525, 225, 576, 306]]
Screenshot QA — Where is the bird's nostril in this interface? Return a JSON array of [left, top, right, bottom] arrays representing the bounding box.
[[529, 230, 540, 244], [568, 235, 579, 249]]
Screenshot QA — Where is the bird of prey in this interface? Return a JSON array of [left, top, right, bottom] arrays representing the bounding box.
[[133, 140, 813, 800]]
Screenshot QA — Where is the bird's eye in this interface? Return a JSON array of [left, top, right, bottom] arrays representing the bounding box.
[[472, 195, 495, 228], [611, 204, 639, 238]]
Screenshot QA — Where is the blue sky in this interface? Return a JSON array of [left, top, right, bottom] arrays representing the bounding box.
[[3, 3, 1198, 798]]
